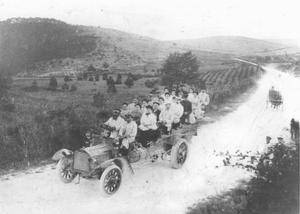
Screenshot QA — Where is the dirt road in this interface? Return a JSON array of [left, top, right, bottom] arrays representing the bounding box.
[[1, 66, 299, 214]]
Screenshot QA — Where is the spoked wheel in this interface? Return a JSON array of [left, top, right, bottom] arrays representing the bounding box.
[[170, 139, 189, 169], [57, 158, 77, 183], [99, 165, 122, 196]]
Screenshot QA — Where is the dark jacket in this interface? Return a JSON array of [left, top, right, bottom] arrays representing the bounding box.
[[180, 99, 192, 114]]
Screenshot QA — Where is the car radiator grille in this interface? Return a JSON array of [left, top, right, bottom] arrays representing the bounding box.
[[73, 151, 90, 173]]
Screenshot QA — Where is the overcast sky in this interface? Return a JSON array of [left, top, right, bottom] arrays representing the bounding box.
[[0, 0, 299, 44]]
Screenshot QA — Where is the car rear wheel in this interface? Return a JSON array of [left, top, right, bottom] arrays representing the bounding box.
[[57, 157, 77, 183], [170, 139, 188, 169], [99, 165, 122, 196]]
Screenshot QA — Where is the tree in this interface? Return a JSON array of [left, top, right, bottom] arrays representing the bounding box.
[[0, 73, 11, 98], [103, 62, 109, 69], [92, 92, 108, 109], [87, 64, 96, 72], [115, 74, 122, 84], [124, 76, 134, 88], [61, 82, 69, 91], [161, 51, 199, 86], [48, 76, 58, 90]]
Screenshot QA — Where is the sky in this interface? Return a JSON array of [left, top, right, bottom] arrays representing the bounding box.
[[0, 0, 299, 45]]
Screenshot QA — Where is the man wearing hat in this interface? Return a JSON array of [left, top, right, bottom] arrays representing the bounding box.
[[118, 113, 137, 156], [104, 109, 125, 139]]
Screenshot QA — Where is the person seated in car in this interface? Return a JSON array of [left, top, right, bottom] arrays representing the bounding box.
[[131, 103, 143, 124], [158, 97, 165, 112], [159, 102, 174, 135], [118, 114, 137, 156], [171, 96, 184, 129], [141, 99, 149, 114], [104, 109, 126, 139], [136, 105, 159, 148], [127, 98, 139, 112], [163, 92, 172, 103], [152, 102, 161, 121], [120, 102, 130, 118], [180, 93, 192, 124]]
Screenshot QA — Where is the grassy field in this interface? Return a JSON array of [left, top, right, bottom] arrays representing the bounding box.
[[0, 62, 263, 171]]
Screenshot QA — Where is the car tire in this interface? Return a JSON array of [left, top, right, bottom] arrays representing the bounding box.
[[170, 139, 188, 169], [57, 157, 77, 183], [99, 165, 122, 197]]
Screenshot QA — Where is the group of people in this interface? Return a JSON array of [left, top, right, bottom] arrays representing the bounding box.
[[102, 86, 210, 155]]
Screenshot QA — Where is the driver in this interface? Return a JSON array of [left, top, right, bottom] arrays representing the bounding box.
[[118, 114, 137, 156], [104, 109, 126, 139]]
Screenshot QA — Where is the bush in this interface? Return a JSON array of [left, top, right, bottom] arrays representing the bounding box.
[[48, 76, 58, 90], [124, 76, 134, 88], [88, 76, 94, 81], [95, 74, 100, 81], [246, 142, 299, 214], [64, 75, 72, 82], [145, 79, 159, 88], [70, 84, 77, 92], [103, 73, 108, 80], [92, 92, 108, 108], [61, 83, 69, 91], [87, 64, 96, 72], [115, 74, 122, 84]]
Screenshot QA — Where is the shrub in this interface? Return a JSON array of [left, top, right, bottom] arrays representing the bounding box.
[[61, 83, 69, 91], [88, 76, 94, 81], [64, 75, 72, 82], [92, 92, 108, 108], [102, 73, 108, 80], [87, 64, 96, 72], [95, 74, 100, 81], [70, 84, 77, 92], [48, 76, 58, 90], [145, 79, 159, 88], [124, 76, 134, 88], [115, 74, 122, 84]]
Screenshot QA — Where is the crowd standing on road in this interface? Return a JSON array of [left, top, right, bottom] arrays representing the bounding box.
[[102, 85, 210, 155]]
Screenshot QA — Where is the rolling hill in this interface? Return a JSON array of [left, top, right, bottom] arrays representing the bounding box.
[[173, 36, 298, 55], [0, 18, 295, 76]]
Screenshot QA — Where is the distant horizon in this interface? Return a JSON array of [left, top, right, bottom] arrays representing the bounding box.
[[0, 0, 299, 46], [1, 16, 299, 48]]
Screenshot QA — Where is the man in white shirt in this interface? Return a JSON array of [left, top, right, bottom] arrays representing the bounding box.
[[171, 97, 184, 129], [159, 102, 174, 134], [198, 90, 210, 106], [104, 109, 125, 139], [128, 98, 138, 112], [137, 105, 159, 147], [118, 114, 137, 156]]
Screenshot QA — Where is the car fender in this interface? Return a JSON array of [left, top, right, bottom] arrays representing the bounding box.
[[100, 157, 134, 175], [52, 149, 73, 161]]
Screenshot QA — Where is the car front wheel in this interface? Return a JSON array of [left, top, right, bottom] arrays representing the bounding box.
[[99, 165, 122, 196]]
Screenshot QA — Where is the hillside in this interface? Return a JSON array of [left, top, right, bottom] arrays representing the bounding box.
[[0, 18, 296, 76], [174, 36, 296, 55]]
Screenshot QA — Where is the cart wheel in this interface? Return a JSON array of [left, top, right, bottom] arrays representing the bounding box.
[[99, 165, 122, 196], [170, 139, 188, 169], [57, 157, 77, 183]]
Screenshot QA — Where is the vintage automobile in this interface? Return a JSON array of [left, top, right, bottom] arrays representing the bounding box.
[[54, 125, 196, 196], [267, 87, 283, 109]]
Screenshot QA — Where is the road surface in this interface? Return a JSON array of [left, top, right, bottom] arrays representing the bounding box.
[[1, 65, 299, 214]]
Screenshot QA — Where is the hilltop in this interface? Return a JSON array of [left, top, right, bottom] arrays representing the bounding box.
[[0, 18, 295, 75]]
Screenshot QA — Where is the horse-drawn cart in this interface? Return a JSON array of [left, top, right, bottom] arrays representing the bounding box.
[[267, 88, 283, 109]]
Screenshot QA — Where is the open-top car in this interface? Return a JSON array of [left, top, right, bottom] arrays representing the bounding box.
[[53, 124, 197, 196]]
